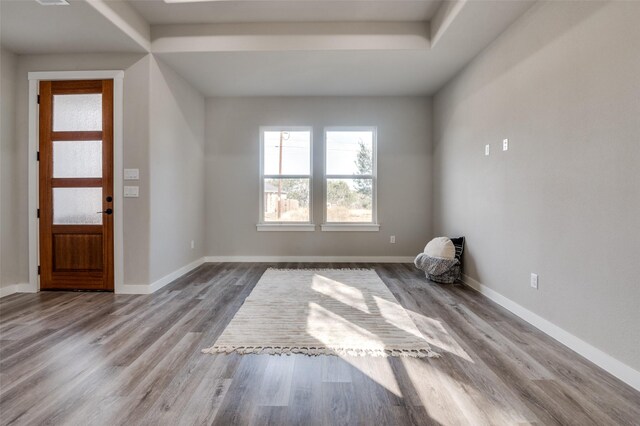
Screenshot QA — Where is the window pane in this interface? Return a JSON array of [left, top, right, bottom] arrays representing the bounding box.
[[53, 141, 102, 178], [53, 187, 103, 225], [263, 130, 311, 175], [326, 130, 373, 175], [53, 94, 102, 131], [326, 178, 373, 223], [263, 178, 310, 222]]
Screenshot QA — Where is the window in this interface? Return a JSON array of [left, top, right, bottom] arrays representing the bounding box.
[[258, 127, 313, 231], [323, 127, 378, 231]]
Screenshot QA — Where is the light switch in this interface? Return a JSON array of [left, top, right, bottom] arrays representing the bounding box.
[[124, 186, 139, 198], [485, 144, 490, 156], [124, 168, 139, 180]]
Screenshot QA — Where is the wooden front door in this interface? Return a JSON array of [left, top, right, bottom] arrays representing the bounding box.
[[39, 80, 114, 291]]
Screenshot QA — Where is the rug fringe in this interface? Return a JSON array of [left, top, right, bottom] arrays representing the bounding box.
[[201, 345, 440, 358], [266, 268, 375, 272]]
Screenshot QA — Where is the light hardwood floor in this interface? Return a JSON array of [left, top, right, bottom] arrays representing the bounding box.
[[1, 263, 638, 425]]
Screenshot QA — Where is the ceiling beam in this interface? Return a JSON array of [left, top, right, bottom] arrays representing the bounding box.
[[86, 0, 151, 52], [430, 0, 466, 48], [151, 22, 430, 53], [430, 0, 536, 50]]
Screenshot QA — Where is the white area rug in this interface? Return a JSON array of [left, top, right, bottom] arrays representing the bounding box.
[[202, 269, 439, 358]]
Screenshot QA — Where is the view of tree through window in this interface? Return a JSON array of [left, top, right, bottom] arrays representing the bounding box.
[[261, 129, 311, 222], [325, 129, 375, 223]]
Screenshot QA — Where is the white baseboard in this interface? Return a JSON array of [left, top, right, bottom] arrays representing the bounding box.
[[1, 258, 207, 297], [0, 285, 18, 298], [461, 274, 640, 392], [149, 257, 206, 293], [16, 283, 36, 293], [117, 257, 206, 295], [116, 283, 154, 295], [0, 283, 37, 298], [204, 256, 414, 263]]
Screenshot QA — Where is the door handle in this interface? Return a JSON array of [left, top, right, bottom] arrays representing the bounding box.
[[97, 208, 113, 215]]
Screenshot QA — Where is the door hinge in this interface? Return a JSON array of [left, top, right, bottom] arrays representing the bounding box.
[[37, 208, 40, 218], [37, 95, 40, 104], [38, 266, 41, 275], [37, 151, 40, 161]]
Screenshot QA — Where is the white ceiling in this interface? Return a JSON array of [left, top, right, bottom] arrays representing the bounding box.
[[0, 0, 537, 96], [156, 50, 441, 96], [0, 0, 146, 54]]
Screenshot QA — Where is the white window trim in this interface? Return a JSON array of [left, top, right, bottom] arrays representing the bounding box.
[[258, 126, 313, 230], [256, 224, 316, 232], [321, 224, 380, 232], [322, 126, 379, 231]]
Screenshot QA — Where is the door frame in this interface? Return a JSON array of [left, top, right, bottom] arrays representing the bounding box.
[[28, 70, 124, 293]]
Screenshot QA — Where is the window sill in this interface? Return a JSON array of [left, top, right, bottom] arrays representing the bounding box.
[[321, 224, 380, 232], [256, 224, 316, 232]]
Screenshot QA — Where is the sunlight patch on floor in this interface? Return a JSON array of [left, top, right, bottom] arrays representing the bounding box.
[[402, 356, 533, 425], [347, 355, 404, 398], [311, 274, 370, 314], [307, 294, 404, 397], [306, 275, 413, 399], [306, 302, 382, 349], [406, 308, 474, 363], [373, 295, 427, 340]]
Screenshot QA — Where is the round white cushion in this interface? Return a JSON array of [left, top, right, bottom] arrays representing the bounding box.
[[424, 237, 455, 260]]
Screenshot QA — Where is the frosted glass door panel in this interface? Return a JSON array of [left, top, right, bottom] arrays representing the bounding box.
[[53, 141, 102, 178], [53, 94, 102, 131], [53, 188, 103, 225]]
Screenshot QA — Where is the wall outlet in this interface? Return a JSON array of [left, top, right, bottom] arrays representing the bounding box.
[[485, 144, 490, 156], [190, 240, 195, 249], [530, 273, 538, 289], [503, 138, 509, 151], [390, 235, 396, 244]]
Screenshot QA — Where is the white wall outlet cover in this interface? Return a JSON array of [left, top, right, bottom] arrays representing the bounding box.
[[485, 144, 490, 156], [124, 168, 139, 180], [503, 138, 509, 151], [124, 186, 139, 198], [530, 273, 539, 289], [390, 235, 396, 243]]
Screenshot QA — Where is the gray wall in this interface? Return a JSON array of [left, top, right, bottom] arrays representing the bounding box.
[[148, 57, 205, 282], [13, 53, 152, 286], [122, 55, 152, 285], [205, 96, 433, 257], [433, 1, 640, 370], [9, 53, 205, 287], [0, 47, 19, 289]]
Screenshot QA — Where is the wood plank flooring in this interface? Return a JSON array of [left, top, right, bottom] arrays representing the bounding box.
[[0, 263, 638, 425]]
